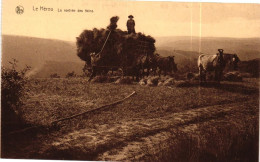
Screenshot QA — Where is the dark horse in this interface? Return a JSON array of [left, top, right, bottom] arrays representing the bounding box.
[[88, 52, 120, 81], [149, 54, 178, 77], [120, 54, 147, 81]]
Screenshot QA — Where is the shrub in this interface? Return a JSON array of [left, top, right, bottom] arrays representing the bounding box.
[[66, 71, 77, 78], [1, 59, 30, 131]]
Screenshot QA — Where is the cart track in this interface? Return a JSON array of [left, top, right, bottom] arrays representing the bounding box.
[[39, 98, 258, 160]]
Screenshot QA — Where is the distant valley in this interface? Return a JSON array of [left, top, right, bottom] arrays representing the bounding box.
[[155, 36, 260, 61], [2, 35, 259, 77], [2, 35, 84, 77]]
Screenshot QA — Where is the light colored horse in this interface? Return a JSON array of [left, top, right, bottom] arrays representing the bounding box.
[[198, 49, 240, 83]]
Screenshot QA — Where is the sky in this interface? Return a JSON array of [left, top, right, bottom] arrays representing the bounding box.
[[2, 0, 260, 41]]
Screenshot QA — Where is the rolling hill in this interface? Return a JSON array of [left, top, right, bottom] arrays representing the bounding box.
[[2, 35, 85, 77], [155, 36, 260, 74], [155, 36, 260, 61], [2, 35, 259, 77], [155, 49, 200, 73]]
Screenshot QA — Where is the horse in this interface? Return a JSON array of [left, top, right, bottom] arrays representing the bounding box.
[[150, 54, 178, 77], [88, 52, 112, 81], [198, 49, 240, 84], [122, 55, 147, 81]]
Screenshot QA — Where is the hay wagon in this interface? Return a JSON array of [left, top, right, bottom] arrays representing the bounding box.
[[81, 31, 156, 81]]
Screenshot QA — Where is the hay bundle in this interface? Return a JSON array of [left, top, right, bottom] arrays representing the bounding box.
[[76, 16, 156, 68], [174, 80, 193, 87], [223, 71, 243, 82], [107, 16, 119, 30], [139, 78, 147, 85], [107, 76, 120, 82], [239, 72, 252, 78], [147, 76, 159, 86], [114, 77, 133, 84], [91, 76, 120, 83], [158, 81, 164, 86], [91, 76, 109, 83], [163, 78, 175, 86], [186, 72, 200, 81]]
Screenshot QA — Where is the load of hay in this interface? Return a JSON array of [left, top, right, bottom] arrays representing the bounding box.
[[138, 76, 197, 87], [139, 77, 173, 86], [223, 71, 243, 82], [76, 16, 156, 69]]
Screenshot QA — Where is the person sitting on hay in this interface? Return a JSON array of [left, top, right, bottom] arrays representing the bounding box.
[[127, 15, 136, 34]]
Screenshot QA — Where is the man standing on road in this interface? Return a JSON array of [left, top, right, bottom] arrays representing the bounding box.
[[127, 15, 136, 34]]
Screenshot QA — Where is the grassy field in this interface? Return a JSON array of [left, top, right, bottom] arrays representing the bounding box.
[[2, 77, 259, 161]]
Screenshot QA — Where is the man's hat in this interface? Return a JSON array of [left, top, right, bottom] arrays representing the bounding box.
[[128, 15, 134, 18]]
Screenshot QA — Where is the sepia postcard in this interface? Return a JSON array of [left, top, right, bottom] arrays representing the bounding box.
[[1, 0, 259, 161]]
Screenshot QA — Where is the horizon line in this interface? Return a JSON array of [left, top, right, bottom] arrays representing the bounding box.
[[2, 34, 260, 42]]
